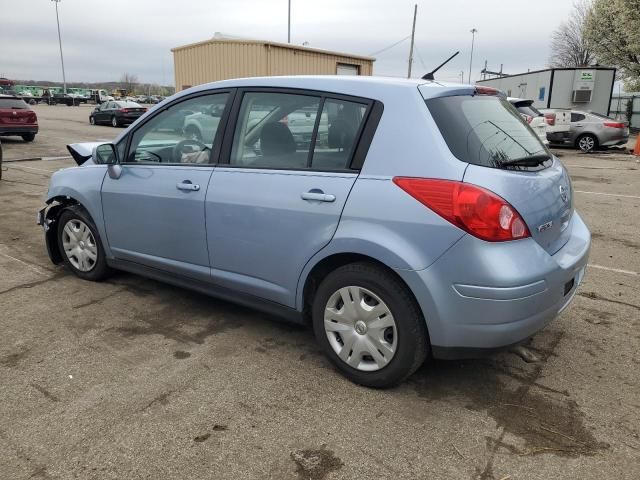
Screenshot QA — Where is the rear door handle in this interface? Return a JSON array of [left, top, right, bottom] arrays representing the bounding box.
[[301, 191, 336, 202], [177, 180, 200, 192]]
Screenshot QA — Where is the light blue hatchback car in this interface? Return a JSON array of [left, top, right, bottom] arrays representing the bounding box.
[[38, 76, 590, 387]]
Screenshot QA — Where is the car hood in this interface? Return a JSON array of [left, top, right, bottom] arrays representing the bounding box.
[[67, 142, 105, 166]]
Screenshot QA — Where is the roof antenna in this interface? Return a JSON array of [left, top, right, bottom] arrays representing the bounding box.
[[422, 51, 460, 81]]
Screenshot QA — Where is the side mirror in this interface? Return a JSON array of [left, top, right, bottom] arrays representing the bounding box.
[[93, 143, 117, 165]]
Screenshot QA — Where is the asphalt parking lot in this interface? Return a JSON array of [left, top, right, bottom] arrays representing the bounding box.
[[1, 105, 639, 480]]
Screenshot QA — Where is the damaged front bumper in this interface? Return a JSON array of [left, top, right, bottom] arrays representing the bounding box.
[[37, 203, 63, 265]]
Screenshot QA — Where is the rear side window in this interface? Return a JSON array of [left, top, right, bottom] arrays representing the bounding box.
[[427, 95, 547, 168], [0, 98, 28, 109], [571, 112, 586, 122]]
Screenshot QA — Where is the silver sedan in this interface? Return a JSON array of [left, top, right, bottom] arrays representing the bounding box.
[[549, 110, 629, 152]]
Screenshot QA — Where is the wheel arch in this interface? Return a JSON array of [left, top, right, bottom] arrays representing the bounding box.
[[299, 252, 427, 331]]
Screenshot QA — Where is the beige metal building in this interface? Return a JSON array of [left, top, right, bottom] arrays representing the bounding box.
[[172, 38, 375, 91]]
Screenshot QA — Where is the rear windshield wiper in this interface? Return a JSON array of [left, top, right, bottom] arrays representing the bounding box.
[[500, 153, 551, 166]]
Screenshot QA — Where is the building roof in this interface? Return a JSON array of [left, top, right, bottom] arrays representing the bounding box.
[[477, 66, 616, 83], [171, 38, 375, 62]]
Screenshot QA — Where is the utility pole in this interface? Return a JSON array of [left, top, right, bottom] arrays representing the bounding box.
[[52, 0, 67, 94], [468, 28, 477, 84], [407, 4, 417, 78], [460, 71, 464, 83], [287, 0, 291, 43]]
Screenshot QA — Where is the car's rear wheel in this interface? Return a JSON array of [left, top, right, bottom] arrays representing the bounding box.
[[22, 133, 35, 142], [312, 262, 429, 388], [57, 206, 110, 281], [111, 116, 120, 128], [577, 133, 598, 153], [89, 116, 96, 125]]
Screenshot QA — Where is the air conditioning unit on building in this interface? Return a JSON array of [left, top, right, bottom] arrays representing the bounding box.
[[573, 89, 592, 103]]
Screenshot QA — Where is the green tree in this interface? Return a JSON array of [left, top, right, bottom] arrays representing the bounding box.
[[585, 0, 640, 89], [549, 1, 595, 68]]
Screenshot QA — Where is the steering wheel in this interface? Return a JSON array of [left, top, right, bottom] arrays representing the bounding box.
[[172, 138, 208, 163]]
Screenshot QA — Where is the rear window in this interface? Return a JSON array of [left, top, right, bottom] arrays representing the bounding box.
[[426, 95, 548, 168], [0, 98, 28, 109]]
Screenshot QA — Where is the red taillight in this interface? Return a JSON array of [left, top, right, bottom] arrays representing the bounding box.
[[393, 178, 530, 242], [475, 86, 500, 96], [603, 121, 625, 129], [522, 114, 533, 124], [543, 112, 556, 126], [119, 108, 130, 113]]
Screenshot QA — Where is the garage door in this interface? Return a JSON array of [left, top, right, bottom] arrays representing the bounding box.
[[336, 63, 359, 75]]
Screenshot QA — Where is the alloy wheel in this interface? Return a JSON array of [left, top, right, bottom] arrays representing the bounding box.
[[578, 135, 595, 152], [324, 286, 397, 372], [61, 219, 98, 272]]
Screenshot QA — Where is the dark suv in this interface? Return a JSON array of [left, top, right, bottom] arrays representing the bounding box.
[[0, 95, 38, 142]]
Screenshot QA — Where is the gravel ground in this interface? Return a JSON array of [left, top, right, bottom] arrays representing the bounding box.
[[0, 105, 638, 479]]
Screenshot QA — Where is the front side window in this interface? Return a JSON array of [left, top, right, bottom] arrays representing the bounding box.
[[127, 93, 229, 165], [230, 92, 320, 169], [427, 95, 548, 168]]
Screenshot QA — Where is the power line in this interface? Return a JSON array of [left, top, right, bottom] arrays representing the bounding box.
[[368, 35, 412, 57]]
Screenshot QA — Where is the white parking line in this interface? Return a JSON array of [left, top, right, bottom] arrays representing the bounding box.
[[42, 156, 72, 161], [0, 247, 49, 276], [6, 164, 57, 174], [564, 164, 637, 170], [575, 190, 640, 200], [589, 264, 639, 276]]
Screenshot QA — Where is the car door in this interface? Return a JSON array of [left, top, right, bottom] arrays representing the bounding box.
[[206, 89, 372, 306], [101, 91, 231, 281], [570, 112, 587, 142], [98, 102, 113, 123]]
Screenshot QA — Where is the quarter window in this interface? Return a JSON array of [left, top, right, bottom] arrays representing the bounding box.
[[126, 93, 229, 165], [571, 112, 586, 122]]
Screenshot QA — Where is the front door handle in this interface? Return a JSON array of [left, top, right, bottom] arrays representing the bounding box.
[[177, 180, 200, 192], [301, 190, 336, 202]]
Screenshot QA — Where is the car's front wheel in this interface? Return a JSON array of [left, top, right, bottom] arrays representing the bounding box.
[[57, 206, 110, 281], [312, 262, 429, 388], [89, 116, 96, 125]]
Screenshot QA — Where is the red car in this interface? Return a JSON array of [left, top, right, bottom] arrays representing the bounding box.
[[0, 95, 38, 142]]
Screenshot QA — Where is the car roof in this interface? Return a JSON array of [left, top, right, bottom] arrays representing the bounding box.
[[177, 75, 476, 102]]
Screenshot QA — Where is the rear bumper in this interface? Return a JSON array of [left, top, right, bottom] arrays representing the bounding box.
[[121, 114, 143, 124], [0, 125, 38, 135], [600, 136, 629, 147], [396, 212, 590, 358]]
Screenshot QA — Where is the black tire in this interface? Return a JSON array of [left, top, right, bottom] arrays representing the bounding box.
[[312, 262, 429, 388], [22, 133, 35, 142], [111, 115, 120, 128], [576, 133, 598, 153], [57, 206, 110, 281], [89, 116, 96, 125]]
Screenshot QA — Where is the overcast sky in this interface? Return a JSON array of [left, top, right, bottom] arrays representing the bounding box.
[[1, 0, 574, 86]]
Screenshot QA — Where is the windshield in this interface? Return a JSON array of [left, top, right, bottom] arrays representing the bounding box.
[[427, 95, 548, 169]]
